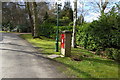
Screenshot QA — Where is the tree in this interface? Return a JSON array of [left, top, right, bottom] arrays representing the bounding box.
[[43, 11, 49, 21], [60, 2, 73, 25], [72, 0, 77, 48], [2, 2, 28, 32], [26, 2, 34, 36], [25, 2, 49, 37], [91, 0, 109, 15], [31, 2, 39, 38], [77, 14, 84, 25], [37, 2, 49, 23], [2, 1, 54, 35], [77, 0, 89, 25], [97, 0, 109, 15]]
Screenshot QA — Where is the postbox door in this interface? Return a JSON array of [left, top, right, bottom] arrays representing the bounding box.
[[61, 34, 65, 48]]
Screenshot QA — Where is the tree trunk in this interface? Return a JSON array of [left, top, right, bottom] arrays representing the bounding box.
[[26, 2, 34, 36], [32, 2, 39, 38], [97, 0, 109, 15], [72, 0, 77, 48]]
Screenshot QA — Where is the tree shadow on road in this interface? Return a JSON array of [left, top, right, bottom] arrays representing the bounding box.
[[0, 43, 30, 47], [1, 48, 94, 78]]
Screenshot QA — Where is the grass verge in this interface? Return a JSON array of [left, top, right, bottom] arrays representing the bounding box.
[[20, 34, 119, 78], [0, 31, 6, 32]]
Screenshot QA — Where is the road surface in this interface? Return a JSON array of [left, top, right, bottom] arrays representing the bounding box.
[[0, 32, 67, 78]]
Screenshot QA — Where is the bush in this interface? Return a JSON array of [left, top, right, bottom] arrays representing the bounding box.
[[59, 26, 73, 32], [105, 48, 114, 59], [105, 48, 120, 61], [77, 4, 120, 52], [2, 22, 14, 31], [17, 24, 29, 32], [112, 49, 120, 61], [39, 20, 73, 39], [76, 23, 99, 50], [39, 22, 56, 38]]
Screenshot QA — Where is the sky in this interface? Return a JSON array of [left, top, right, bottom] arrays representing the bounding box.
[[53, 0, 119, 22], [2, 0, 119, 22]]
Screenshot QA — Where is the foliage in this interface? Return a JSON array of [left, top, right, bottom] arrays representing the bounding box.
[[77, 23, 99, 51], [59, 17, 71, 26], [105, 48, 120, 61], [43, 11, 49, 21], [59, 2, 73, 26], [89, 9, 120, 49], [39, 21, 55, 38], [39, 15, 73, 38], [59, 26, 73, 32], [2, 22, 14, 31], [77, 14, 84, 25], [16, 24, 29, 32], [38, 1, 73, 38], [77, 3, 120, 61]]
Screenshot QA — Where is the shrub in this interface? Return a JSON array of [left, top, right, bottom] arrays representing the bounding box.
[[76, 23, 99, 50], [39, 22, 56, 38], [76, 4, 120, 52], [112, 49, 120, 61], [105, 48, 120, 61], [39, 20, 73, 39]]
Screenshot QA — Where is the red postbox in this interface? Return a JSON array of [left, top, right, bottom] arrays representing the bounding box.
[[61, 34, 65, 48], [61, 31, 72, 57]]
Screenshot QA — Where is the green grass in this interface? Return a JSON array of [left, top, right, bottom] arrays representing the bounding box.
[[0, 31, 19, 33], [0, 31, 6, 32], [20, 34, 119, 78], [20, 34, 60, 55]]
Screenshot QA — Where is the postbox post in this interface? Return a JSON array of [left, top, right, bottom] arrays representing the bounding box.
[[61, 30, 72, 57]]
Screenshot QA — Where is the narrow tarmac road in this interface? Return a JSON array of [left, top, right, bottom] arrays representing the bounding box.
[[0, 32, 66, 78]]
